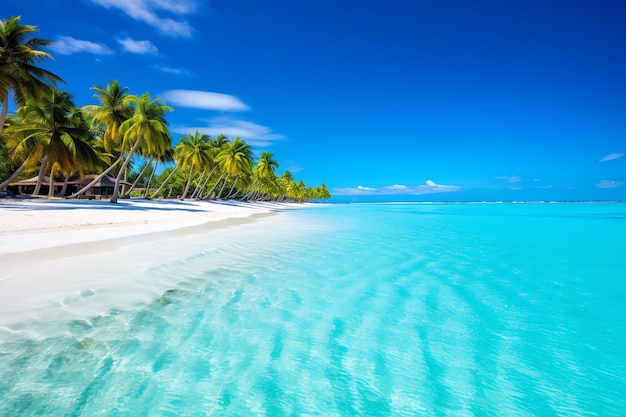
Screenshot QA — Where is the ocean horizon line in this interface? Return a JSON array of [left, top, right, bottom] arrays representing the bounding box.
[[330, 199, 626, 205]]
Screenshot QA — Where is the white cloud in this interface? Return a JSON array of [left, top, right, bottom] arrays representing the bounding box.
[[117, 38, 158, 54], [162, 90, 249, 111], [88, 0, 197, 37], [152, 65, 191, 75], [283, 161, 303, 173], [149, 0, 198, 14], [596, 180, 624, 189], [172, 117, 283, 147], [599, 153, 624, 162], [357, 185, 377, 192], [334, 180, 461, 196], [493, 175, 522, 183], [51, 36, 114, 55]]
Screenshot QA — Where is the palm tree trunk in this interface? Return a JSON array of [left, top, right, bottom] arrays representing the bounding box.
[[242, 180, 259, 200], [225, 178, 239, 199], [190, 171, 208, 199], [195, 166, 217, 199], [149, 165, 179, 199], [144, 161, 157, 198], [33, 155, 48, 196], [48, 164, 56, 198], [181, 166, 194, 200], [124, 157, 153, 198], [0, 91, 9, 137], [202, 172, 225, 200], [0, 162, 26, 190], [58, 171, 71, 197], [216, 173, 230, 199], [121, 164, 129, 196], [110, 138, 143, 203], [68, 153, 124, 198]]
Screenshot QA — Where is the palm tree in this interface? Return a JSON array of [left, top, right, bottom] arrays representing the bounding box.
[[0, 16, 63, 136], [214, 137, 252, 199], [0, 110, 45, 190], [175, 131, 213, 199], [68, 80, 133, 198], [83, 80, 133, 153], [202, 135, 230, 199], [4, 88, 100, 196], [110, 93, 172, 203], [244, 151, 279, 200]]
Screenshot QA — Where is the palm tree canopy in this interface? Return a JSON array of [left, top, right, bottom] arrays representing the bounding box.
[[0, 16, 63, 114], [6, 88, 101, 177], [176, 130, 214, 172], [216, 137, 252, 177], [254, 151, 279, 180], [82, 79, 133, 153], [119, 93, 173, 158]]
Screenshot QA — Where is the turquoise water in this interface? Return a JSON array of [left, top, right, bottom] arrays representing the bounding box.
[[1, 203, 625, 416]]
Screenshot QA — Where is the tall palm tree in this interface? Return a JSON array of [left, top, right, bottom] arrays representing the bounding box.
[[0, 16, 63, 136], [175, 130, 213, 199], [68, 80, 134, 198], [110, 92, 172, 203]]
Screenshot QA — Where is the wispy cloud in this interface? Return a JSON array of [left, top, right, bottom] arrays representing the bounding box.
[[173, 117, 283, 147], [161, 90, 249, 111], [152, 65, 191, 75], [117, 38, 158, 54], [88, 0, 198, 37], [51, 36, 114, 55], [284, 161, 304, 173], [599, 153, 624, 162], [596, 180, 624, 189], [334, 180, 461, 196], [493, 175, 522, 183]]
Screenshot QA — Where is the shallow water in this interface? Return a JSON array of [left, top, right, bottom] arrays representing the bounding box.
[[1, 203, 625, 416]]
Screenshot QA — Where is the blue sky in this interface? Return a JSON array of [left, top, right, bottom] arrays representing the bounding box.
[[5, 0, 625, 201]]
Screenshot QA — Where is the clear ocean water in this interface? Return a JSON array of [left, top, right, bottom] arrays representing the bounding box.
[[1, 203, 625, 416]]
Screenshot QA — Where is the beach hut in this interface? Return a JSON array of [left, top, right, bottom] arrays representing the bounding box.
[[10, 176, 55, 196], [67, 175, 131, 199], [9, 175, 130, 198]]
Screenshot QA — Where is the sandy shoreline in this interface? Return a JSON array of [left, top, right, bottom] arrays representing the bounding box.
[[0, 198, 301, 324], [0, 198, 294, 253]]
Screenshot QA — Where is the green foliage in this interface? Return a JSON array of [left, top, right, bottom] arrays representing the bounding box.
[[128, 161, 155, 188], [0, 139, 10, 180]]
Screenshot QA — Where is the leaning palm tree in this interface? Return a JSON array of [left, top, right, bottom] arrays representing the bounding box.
[[0, 16, 63, 136], [202, 135, 230, 199], [214, 137, 252, 199], [67, 80, 134, 198], [175, 131, 213, 199], [244, 151, 279, 200], [110, 93, 172, 203]]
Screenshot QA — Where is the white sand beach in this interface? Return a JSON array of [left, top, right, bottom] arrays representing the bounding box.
[[0, 198, 299, 325]]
